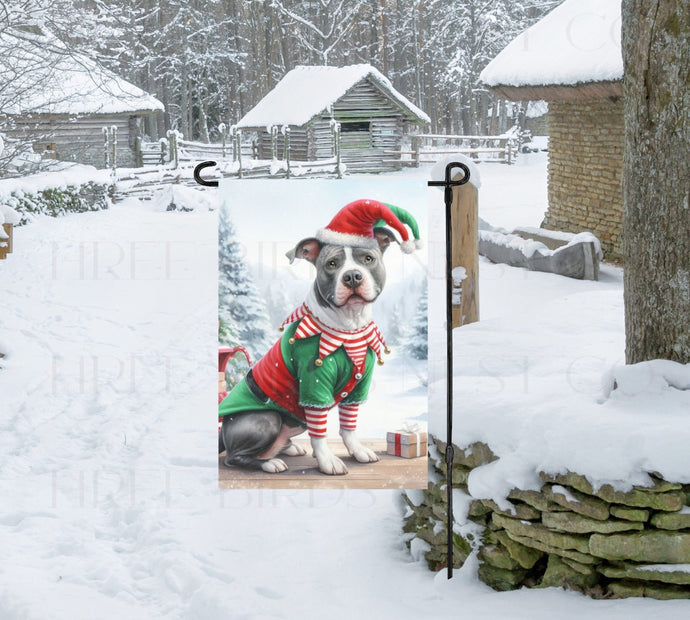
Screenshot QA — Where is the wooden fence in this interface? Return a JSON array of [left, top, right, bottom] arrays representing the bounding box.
[[134, 125, 343, 179], [129, 125, 521, 179], [388, 131, 520, 166]]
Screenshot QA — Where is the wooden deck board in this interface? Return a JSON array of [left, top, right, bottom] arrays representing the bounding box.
[[219, 438, 427, 489]]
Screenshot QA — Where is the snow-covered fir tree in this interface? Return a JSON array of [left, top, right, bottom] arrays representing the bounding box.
[[218, 205, 274, 358], [385, 302, 405, 346], [404, 279, 428, 360]]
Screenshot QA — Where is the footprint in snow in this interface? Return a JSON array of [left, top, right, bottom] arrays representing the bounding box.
[[254, 586, 283, 600]]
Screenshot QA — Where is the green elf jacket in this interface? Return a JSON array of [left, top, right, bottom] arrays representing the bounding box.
[[218, 317, 381, 426]]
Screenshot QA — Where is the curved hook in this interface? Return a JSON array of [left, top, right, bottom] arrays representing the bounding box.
[[444, 162, 470, 186], [427, 161, 471, 205], [194, 161, 219, 187]]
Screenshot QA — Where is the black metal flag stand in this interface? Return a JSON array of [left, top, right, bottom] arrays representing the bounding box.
[[428, 162, 470, 579], [194, 160, 219, 187]]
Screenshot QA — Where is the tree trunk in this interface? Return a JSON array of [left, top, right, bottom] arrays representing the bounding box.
[[622, 0, 690, 364]]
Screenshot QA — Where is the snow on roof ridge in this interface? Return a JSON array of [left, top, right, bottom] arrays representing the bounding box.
[[237, 63, 429, 128], [480, 0, 623, 89], [1, 28, 164, 115]]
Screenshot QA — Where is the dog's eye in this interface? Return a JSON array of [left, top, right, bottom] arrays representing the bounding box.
[[364, 254, 374, 263], [327, 260, 337, 268]]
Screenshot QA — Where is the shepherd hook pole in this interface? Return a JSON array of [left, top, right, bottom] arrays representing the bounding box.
[[428, 162, 470, 579]]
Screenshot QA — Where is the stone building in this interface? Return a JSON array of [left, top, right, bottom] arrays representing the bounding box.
[[480, 0, 624, 260]]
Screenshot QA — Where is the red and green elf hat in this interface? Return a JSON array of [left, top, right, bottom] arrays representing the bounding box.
[[316, 199, 422, 254]]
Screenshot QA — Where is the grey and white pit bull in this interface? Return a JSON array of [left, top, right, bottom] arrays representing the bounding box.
[[218, 227, 396, 475]]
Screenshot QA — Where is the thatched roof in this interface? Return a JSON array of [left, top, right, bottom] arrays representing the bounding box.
[[1, 27, 164, 116], [480, 0, 623, 102]]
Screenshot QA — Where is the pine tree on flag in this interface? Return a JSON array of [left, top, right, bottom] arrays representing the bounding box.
[[218, 205, 274, 358]]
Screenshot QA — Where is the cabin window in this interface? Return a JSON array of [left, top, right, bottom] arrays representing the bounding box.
[[340, 121, 372, 149], [341, 121, 371, 133]]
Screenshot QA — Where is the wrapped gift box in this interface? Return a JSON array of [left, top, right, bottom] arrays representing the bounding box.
[[386, 430, 428, 458]]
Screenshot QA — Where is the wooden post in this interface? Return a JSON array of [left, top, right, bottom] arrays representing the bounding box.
[[110, 125, 117, 171], [102, 127, 110, 169], [284, 126, 291, 179], [270, 125, 278, 162], [0, 224, 12, 260], [331, 122, 342, 179], [412, 135, 420, 167], [236, 128, 243, 179], [135, 136, 143, 168], [450, 174, 479, 327], [167, 130, 179, 169], [219, 123, 227, 159]]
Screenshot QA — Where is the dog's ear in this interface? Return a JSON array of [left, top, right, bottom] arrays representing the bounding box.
[[373, 227, 397, 253], [286, 238, 322, 264]]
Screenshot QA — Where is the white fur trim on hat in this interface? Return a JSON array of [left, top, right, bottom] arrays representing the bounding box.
[[316, 227, 379, 249], [400, 239, 416, 254], [414, 239, 424, 250]]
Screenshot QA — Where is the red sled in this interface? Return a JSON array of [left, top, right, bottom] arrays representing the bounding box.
[[218, 346, 252, 431]]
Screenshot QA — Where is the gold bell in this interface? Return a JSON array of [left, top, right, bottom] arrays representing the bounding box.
[[279, 326, 284, 332], [315, 358, 323, 367], [377, 358, 384, 366], [289, 337, 295, 344], [384, 347, 391, 355]]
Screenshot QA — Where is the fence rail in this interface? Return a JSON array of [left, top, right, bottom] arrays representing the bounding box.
[[129, 125, 522, 180], [390, 132, 520, 166]]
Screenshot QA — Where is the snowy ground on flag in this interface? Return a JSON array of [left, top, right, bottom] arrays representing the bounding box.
[[1, 149, 689, 618]]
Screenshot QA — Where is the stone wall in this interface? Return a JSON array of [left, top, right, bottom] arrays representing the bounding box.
[[543, 100, 624, 261], [403, 437, 690, 600]]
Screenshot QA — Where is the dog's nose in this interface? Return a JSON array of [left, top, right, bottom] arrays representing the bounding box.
[[342, 269, 363, 289]]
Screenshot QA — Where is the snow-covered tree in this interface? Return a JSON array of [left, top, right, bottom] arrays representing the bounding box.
[[270, 0, 368, 65], [385, 302, 406, 346], [404, 279, 428, 360], [1, 0, 563, 158], [218, 205, 275, 358]]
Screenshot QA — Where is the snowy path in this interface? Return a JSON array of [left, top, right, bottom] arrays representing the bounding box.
[[1, 178, 688, 617]]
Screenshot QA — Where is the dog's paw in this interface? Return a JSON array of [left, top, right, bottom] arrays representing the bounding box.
[[350, 445, 380, 463], [261, 458, 288, 473], [316, 453, 349, 475], [340, 430, 380, 463], [281, 441, 307, 457]]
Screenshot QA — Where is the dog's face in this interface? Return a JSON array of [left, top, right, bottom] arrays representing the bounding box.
[[287, 228, 395, 314], [314, 245, 385, 309]]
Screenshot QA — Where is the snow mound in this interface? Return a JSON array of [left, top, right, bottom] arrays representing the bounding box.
[[0, 164, 110, 200], [151, 185, 217, 213], [0, 205, 20, 227], [602, 360, 690, 398]]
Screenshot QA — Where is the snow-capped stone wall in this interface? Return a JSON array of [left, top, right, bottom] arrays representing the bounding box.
[[404, 437, 690, 600], [542, 99, 624, 261]]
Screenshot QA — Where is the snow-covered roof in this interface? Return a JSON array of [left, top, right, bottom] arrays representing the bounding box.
[[1, 28, 164, 116], [237, 64, 430, 128], [480, 0, 622, 91]]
